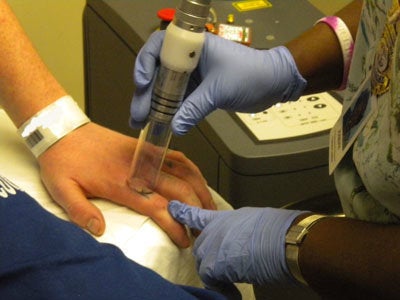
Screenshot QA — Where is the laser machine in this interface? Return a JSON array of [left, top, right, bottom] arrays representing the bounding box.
[[84, 0, 343, 212]]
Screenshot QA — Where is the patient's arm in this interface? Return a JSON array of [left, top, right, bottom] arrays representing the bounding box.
[[0, 0, 215, 248]]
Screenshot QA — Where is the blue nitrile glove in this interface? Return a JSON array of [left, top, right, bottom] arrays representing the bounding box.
[[168, 200, 307, 288], [130, 30, 307, 134]]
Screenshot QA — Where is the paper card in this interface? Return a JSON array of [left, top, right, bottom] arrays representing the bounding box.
[[329, 73, 377, 174]]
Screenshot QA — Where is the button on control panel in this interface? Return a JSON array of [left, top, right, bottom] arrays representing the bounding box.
[[235, 92, 342, 141]]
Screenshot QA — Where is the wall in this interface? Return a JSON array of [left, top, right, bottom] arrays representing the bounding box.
[[8, 0, 86, 110]]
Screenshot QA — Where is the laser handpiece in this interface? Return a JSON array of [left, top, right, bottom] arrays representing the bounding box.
[[128, 0, 211, 192]]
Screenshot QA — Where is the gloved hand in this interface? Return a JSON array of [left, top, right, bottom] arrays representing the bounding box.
[[130, 30, 307, 134], [168, 200, 307, 288]]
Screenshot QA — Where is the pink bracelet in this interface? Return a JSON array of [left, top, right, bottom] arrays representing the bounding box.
[[315, 16, 354, 90]]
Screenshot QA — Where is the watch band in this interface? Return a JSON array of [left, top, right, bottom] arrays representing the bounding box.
[[18, 95, 90, 158], [285, 214, 328, 285]]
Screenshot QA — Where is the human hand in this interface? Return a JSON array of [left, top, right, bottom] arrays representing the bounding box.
[[168, 200, 306, 286], [37, 122, 216, 248], [130, 30, 306, 134]]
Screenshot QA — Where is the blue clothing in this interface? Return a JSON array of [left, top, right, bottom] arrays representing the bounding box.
[[0, 175, 225, 300]]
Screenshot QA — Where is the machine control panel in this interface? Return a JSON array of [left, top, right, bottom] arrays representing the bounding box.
[[235, 92, 342, 141]]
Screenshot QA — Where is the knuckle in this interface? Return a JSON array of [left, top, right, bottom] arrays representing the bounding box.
[[176, 182, 196, 199]]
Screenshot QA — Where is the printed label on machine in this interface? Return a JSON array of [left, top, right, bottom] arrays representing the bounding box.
[[232, 0, 272, 12], [235, 92, 342, 142], [329, 74, 376, 174]]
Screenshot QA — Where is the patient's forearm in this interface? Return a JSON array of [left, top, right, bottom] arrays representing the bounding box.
[[0, 0, 66, 127]]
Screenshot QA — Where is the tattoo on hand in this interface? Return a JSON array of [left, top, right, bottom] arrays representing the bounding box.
[[134, 187, 153, 199]]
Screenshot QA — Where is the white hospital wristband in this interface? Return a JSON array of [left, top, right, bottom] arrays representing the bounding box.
[[18, 95, 90, 158]]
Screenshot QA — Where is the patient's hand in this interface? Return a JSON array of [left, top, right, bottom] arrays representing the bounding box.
[[37, 122, 216, 248]]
